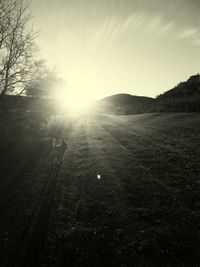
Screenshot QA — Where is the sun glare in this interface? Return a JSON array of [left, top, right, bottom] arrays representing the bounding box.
[[55, 90, 93, 117], [66, 98, 92, 117]]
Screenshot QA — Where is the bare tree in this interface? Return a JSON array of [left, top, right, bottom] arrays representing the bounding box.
[[0, 0, 16, 50], [0, 0, 39, 101]]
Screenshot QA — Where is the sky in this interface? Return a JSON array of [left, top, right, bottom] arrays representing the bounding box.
[[31, 0, 200, 101]]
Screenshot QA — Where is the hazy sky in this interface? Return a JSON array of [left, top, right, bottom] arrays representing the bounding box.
[[31, 0, 200, 100]]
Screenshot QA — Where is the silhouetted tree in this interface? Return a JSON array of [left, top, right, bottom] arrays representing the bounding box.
[[0, 0, 39, 101]]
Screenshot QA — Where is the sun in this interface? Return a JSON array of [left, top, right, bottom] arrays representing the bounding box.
[[65, 97, 93, 117], [55, 90, 93, 117]]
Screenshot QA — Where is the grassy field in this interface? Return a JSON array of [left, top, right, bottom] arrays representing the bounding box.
[[0, 112, 200, 266]]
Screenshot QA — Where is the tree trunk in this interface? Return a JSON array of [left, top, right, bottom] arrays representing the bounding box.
[[0, 93, 5, 111]]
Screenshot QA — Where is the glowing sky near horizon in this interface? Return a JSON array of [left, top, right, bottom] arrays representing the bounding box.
[[32, 0, 200, 100]]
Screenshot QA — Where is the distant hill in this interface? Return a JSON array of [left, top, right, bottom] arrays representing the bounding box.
[[97, 93, 154, 115], [2, 74, 200, 115], [154, 74, 200, 112], [97, 74, 200, 114]]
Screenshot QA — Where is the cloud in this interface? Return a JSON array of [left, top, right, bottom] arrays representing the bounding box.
[[179, 28, 199, 39]]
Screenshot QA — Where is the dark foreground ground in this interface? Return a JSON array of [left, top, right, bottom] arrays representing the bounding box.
[[0, 112, 200, 266]]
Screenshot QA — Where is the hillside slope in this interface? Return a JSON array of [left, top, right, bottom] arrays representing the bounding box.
[[155, 74, 200, 112]]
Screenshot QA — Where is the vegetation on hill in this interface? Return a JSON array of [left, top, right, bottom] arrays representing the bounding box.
[[154, 74, 200, 112]]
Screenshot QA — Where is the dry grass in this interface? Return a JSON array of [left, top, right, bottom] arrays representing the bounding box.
[[0, 113, 200, 266]]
